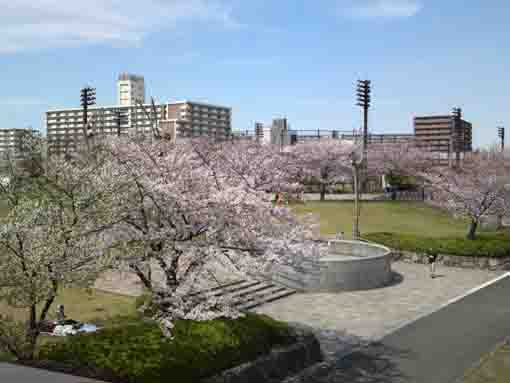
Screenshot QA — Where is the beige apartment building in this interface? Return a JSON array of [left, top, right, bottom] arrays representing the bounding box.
[[414, 114, 472, 162], [46, 101, 232, 156]]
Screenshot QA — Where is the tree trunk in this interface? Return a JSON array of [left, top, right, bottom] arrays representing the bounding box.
[[467, 219, 478, 240]]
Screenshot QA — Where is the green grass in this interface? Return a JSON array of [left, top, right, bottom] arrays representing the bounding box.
[[463, 341, 510, 383], [293, 201, 469, 238], [364, 232, 510, 258], [39, 313, 295, 383], [0, 288, 136, 324], [0, 289, 136, 361]]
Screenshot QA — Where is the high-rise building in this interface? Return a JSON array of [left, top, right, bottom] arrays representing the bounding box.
[[271, 118, 291, 148], [414, 113, 472, 163], [46, 101, 232, 156], [117, 73, 145, 106]]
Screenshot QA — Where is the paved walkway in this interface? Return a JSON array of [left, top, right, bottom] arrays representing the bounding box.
[[255, 262, 503, 340], [0, 363, 104, 383], [285, 273, 510, 383], [380, 274, 510, 383]]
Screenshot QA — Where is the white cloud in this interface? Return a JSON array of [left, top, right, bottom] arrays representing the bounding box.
[[0, 0, 238, 53], [342, 0, 422, 19]]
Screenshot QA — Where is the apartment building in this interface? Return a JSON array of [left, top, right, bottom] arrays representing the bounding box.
[[117, 73, 145, 106], [0, 128, 40, 160], [46, 101, 232, 156], [336, 133, 415, 145], [414, 114, 472, 161]]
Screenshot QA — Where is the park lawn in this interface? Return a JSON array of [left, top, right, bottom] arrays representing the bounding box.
[[0, 288, 136, 324], [293, 201, 469, 238], [463, 341, 510, 383], [0, 288, 136, 361]]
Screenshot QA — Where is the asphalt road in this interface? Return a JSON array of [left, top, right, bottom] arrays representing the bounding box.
[[378, 274, 510, 383]]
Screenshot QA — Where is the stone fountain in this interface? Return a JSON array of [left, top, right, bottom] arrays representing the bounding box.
[[271, 240, 393, 292]]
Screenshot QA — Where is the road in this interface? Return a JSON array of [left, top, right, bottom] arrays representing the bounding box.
[[377, 273, 510, 383]]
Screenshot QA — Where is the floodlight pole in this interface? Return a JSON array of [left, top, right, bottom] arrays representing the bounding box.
[[356, 79, 371, 193], [498, 126, 505, 152], [80, 86, 96, 150]]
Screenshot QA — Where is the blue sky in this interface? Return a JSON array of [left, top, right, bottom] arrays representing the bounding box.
[[1, 0, 509, 148]]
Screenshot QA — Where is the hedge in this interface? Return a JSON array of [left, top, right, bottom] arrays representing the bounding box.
[[364, 232, 510, 258], [38, 313, 295, 383]]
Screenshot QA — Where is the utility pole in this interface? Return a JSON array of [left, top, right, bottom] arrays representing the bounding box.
[[451, 107, 462, 168], [114, 110, 128, 137], [356, 79, 371, 193], [80, 86, 96, 150], [357, 80, 371, 161], [498, 126, 505, 152]]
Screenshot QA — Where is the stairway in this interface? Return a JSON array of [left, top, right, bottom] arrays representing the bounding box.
[[270, 259, 324, 291], [190, 279, 296, 311]]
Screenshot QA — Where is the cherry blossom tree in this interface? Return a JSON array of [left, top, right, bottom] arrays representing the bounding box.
[[421, 150, 510, 240], [290, 139, 355, 201], [0, 139, 119, 360], [102, 137, 319, 336]]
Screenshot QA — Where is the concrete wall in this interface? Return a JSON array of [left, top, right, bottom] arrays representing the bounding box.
[[271, 241, 393, 292], [392, 250, 510, 271]]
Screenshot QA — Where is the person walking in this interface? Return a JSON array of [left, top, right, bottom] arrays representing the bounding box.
[[427, 252, 438, 278]]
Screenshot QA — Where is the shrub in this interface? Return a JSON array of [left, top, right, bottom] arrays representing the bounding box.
[[39, 314, 295, 383], [365, 231, 510, 258]]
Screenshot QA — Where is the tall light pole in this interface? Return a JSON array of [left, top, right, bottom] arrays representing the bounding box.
[[357, 80, 371, 161], [356, 80, 371, 194], [451, 107, 462, 168], [498, 126, 505, 152], [80, 86, 96, 149]]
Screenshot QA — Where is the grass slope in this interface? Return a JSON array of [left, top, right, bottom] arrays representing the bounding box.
[[365, 232, 510, 258]]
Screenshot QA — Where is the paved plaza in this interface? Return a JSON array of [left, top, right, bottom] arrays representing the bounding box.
[[255, 262, 504, 341]]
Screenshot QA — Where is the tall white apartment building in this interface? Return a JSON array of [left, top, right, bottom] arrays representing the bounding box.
[[46, 101, 232, 156], [117, 73, 145, 106]]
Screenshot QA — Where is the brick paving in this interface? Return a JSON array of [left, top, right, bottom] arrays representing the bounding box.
[[254, 262, 503, 341]]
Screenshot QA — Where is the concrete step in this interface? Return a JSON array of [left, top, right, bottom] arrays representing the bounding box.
[[188, 278, 297, 312], [188, 279, 247, 297], [192, 280, 262, 299], [272, 271, 307, 290], [236, 287, 297, 311]]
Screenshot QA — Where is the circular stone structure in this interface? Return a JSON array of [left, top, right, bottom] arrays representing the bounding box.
[[318, 240, 392, 291], [271, 240, 393, 292]]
